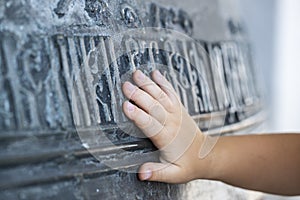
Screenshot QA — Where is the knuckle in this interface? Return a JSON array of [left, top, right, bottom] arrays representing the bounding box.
[[157, 91, 167, 101], [168, 105, 178, 113], [153, 169, 163, 181], [141, 82, 154, 90], [130, 88, 140, 100], [149, 101, 160, 111]]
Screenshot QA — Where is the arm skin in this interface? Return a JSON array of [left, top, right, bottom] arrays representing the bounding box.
[[122, 70, 300, 196], [196, 133, 300, 196]]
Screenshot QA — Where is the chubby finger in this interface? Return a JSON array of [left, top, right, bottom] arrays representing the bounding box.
[[122, 81, 167, 123], [132, 70, 173, 112], [151, 70, 180, 108], [138, 162, 183, 183], [122, 101, 164, 138]]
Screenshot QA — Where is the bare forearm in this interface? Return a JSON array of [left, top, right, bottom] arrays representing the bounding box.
[[203, 134, 300, 196]]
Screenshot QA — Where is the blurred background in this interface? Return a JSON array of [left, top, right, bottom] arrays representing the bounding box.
[[239, 0, 300, 133], [240, 0, 300, 199]]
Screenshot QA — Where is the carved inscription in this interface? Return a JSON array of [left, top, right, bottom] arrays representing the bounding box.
[[149, 3, 193, 35], [54, 0, 74, 18], [85, 0, 111, 25], [0, 1, 265, 199], [0, 35, 13, 129], [119, 36, 259, 118], [0, 32, 261, 130], [120, 3, 141, 28]]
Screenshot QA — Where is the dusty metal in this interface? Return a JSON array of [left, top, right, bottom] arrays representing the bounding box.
[[0, 0, 263, 199]]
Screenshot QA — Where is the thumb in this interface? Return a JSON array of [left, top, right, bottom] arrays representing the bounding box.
[[138, 162, 181, 183]]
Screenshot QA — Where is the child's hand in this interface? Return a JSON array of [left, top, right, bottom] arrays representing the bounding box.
[[123, 70, 300, 195], [122, 70, 211, 183]]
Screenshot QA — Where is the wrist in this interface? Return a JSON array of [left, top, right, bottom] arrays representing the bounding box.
[[192, 131, 220, 181]]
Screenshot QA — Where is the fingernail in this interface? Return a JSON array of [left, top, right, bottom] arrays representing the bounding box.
[[141, 170, 152, 180], [127, 101, 135, 112], [136, 70, 145, 81], [155, 70, 163, 80], [125, 82, 136, 93]]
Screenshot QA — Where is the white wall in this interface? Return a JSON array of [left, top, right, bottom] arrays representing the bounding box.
[[273, 0, 300, 132], [238, 0, 277, 132], [240, 0, 300, 133]]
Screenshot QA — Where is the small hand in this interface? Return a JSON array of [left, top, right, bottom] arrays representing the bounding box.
[[122, 70, 208, 183]]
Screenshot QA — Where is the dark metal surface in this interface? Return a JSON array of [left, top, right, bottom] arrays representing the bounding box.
[[0, 0, 263, 199]]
